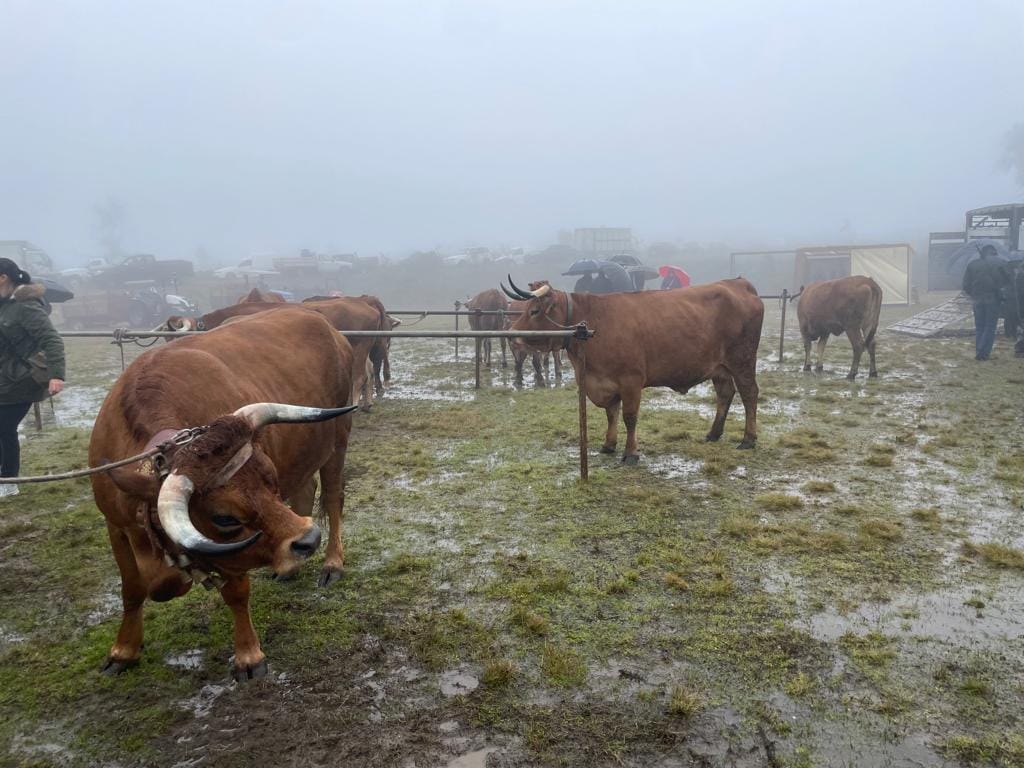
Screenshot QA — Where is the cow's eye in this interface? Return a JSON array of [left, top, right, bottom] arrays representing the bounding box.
[[211, 514, 243, 531]]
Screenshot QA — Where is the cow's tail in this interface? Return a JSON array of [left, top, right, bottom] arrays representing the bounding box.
[[864, 279, 883, 347]]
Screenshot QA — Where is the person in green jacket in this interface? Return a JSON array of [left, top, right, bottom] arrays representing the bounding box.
[[0, 258, 66, 496]]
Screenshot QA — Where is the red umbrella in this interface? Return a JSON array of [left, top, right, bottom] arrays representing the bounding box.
[[658, 265, 691, 289]]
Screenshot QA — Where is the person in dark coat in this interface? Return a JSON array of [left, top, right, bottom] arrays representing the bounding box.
[[0, 259, 66, 495], [962, 244, 1009, 361]]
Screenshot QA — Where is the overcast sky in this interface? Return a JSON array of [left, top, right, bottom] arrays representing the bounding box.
[[1, 0, 1022, 265]]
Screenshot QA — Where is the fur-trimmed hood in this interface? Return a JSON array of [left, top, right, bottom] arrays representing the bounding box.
[[12, 283, 46, 302]]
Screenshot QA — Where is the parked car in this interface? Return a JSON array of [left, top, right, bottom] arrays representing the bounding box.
[[213, 258, 279, 279], [99, 253, 194, 285], [60, 282, 200, 329]]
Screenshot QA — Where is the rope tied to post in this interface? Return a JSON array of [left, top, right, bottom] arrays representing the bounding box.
[[0, 426, 209, 484]]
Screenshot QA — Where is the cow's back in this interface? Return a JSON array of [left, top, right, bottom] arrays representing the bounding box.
[[798, 276, 881, 339], [467, 289, 508, 331], [578, 278, 763, 389]]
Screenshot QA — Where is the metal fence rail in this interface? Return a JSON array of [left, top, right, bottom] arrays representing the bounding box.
[[58, 324, 596, 480]]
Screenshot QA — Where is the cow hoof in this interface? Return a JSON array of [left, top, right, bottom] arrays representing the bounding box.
[[536, 380, 548, 389], [622, 454, 640, 465], [868, 371, 878, 379], [815, 365, 824, 372], [704, 433, 722, 443], [318, 567, 344, 588], [273, 570, 296, 583], [100, 657, 138, 676], [846, 373, 856, 381], [599, 445, 617, 454], [232, 658, 269, 682], [737, 439, 756, 450], [802, 365, 811, 372]]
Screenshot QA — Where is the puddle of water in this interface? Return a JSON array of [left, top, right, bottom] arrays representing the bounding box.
[[0, 625, 27, 649], [644, 456, 704, 481], [178, 683, 228, 718], [445, 748, 497, 768], [166, 649, 205, 669], [807, 583, 1024, 645], [439, 668, 479, 697], [85, 590, 121, 627]]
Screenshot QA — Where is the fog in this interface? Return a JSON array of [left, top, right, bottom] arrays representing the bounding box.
[[1, 0, 1022, 265]]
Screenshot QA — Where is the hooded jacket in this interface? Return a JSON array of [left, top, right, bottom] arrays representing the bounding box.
[[0, 283, 66, 404], [962, 255, 1009, 304]]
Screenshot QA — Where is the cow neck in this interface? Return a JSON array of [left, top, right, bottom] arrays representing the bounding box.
[[562, 292, 574, 350]]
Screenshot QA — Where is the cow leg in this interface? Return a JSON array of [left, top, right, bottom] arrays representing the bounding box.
[[600, 401, 621, 454], [532, 351, 546, 388], [554, 350, 563, 382], [102, 524, 148, 674], [288, 477, 317, 518], [317, 446, 348, 588], [814, 337, 828, 372], [372, 352, 385, 396], [501, 337, 508, 368], [846, 328, 865, 380], [485, 338, 492, 367], [621, 387, 642, 464], [705, 374, 736, 442], [383, 349, 391, 387], [733, 369, 759, 449], [802, 335, 813, 372], [867, 334, 878, 378], [362, 358, 375, 410], [220, 575, 268, 681]]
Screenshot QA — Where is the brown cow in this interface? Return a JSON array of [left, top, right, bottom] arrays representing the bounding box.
[[466, 289, 509, 368], [506, 276, 764, 463], [797, 276, 882, 379], [237, 288, 286, 304], [168, 297, 383, 409], [506, 281, 563, 387], [89, 309, 356, 680]]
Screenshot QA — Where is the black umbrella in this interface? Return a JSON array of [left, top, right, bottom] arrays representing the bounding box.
[[947, 238, 1011, 273], [562, 258, 604, 276], [38, 277, 75, 304]]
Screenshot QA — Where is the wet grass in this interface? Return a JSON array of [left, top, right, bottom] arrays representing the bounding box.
[[2, 322, 1024, 766]]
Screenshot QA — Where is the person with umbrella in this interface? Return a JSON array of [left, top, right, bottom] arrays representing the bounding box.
[[0, 258, 66, 496], [962, 243, 1009, 361]]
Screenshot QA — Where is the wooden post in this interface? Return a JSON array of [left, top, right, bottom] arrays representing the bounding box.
[[454, 301, 460, 361], [577, 347, 588, 481], [33, 402, 42, 431], [779, 288, 788, 363], [474, 338, 481, 389]]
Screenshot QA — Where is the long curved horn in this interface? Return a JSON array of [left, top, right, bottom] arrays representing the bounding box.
[[507, 275, 534, 300], [500, 283, 523, 302], [157, 473, 261, 556], [233, 403, 358, 430], [531, 283, 551, 298]]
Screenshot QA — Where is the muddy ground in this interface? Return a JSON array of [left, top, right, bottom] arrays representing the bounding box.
[[2, 297, 1024, 768]]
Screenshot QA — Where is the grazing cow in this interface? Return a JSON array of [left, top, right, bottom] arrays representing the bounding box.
[[505, 276, 764, 463], [797, 276, 882, 379], [89, 309, 356, 680], [506, 282, 563, 387], [237, 288, 286, 304], [466, 289, 509, 368], [167, 297, 385, 409]]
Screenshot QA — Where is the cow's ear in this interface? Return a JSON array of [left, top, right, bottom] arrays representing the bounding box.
[[108, 467, 161, 502]]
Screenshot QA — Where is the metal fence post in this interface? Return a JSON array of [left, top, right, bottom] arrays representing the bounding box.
[[779, 288, 788, 363], [454, 301, 460, 361], [577, 344, 588, 481]]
